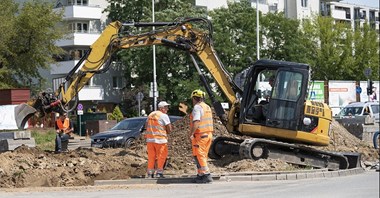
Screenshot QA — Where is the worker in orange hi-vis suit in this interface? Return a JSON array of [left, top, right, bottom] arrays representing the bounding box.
[[55, 112, 74, 153], [145, 101, 172, 178], [189, 89, 214, 184]]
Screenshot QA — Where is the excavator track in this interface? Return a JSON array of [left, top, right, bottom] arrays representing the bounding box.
[[209, 136, 361, 171]]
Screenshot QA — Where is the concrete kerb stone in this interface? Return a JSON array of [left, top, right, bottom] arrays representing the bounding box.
[[93, 168, 365, 186]]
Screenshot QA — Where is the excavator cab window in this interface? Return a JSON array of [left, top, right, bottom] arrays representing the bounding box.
[[266, 69, 308, 130], [241, 68, 277, 123], [271, 71, 302, 102]]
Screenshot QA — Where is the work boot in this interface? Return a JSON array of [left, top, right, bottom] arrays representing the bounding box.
[[192, 174, 202, 183], [155, 173, 165, 178], [146, 174, 154, 179], [204, 174, 213, 183], [195, 174, 213, 184]]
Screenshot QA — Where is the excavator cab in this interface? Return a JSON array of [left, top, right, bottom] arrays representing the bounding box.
[[240, 60, 311, 136]]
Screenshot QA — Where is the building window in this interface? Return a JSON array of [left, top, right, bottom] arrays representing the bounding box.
[[113, 76, 123, 89], [68, 0, 88, 6], [301, 0, 307, 7], [68, 22, 88, 33]]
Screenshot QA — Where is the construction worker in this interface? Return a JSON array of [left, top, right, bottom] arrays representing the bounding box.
[[145, 101, 172, 178], [55, 112, 74, 153], [189, 89, 214, 183]]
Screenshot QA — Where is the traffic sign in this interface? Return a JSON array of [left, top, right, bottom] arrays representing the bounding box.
[[356, 86, 362, 94], [136, 92, 144, 102], [77, 110, 83, 115], [77, 103, 83, 110], [364, 68, 372, 77]]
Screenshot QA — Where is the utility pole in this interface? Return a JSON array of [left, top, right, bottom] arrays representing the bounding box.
[[152, 0, 157, 111], [256, 0, 260, 60]]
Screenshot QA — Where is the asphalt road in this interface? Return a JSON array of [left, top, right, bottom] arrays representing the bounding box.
[[0, 170, 378, 198]]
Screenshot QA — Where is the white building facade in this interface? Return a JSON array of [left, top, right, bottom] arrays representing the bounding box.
[[51, 0, 125, 108], [321, 0, 379, 33]]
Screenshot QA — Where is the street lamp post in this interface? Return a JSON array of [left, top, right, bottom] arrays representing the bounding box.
[[256, 0, 260, 60], [152, 0, 157, 111]]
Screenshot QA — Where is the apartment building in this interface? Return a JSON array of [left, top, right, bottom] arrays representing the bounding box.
[[321, 0, 379, 33], [196, 0, 319, 19], [50, 0, 126, 112]]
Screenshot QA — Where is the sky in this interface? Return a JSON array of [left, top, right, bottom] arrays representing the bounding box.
[[341, 0, 379, 8]]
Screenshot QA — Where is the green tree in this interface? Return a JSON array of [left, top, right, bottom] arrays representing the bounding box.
[[105, 0, 207, 115], [0, 0, 65, 89], [351, 23, 379, 80], [302, 16, 349, 80], [261, 12, 309, 63], [209, 0, 260, 75], [302, 15, 379, 81]]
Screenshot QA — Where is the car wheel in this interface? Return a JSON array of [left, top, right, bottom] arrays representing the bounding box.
[[124, 138, 135, 148]]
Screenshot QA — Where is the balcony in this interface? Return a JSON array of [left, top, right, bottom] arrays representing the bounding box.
[[78, 85, 104, 101], [54, 5, 102, 20], [332, 9, 350, 20], [56, 32, 100, 47]]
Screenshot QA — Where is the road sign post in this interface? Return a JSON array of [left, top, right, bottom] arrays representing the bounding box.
[[136, 92, 144, 117], [77, 103, 83, 136]]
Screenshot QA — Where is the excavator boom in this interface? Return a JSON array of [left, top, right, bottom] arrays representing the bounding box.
[[15, 18, 240, 129]]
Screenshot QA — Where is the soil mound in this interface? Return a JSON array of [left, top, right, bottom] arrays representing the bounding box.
[[0, 116, 378, 188]]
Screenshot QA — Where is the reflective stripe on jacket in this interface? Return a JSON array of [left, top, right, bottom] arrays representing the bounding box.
[[56, 118, 70, 130], [145, 111, 168, 144], [190, 102, 213, 134]]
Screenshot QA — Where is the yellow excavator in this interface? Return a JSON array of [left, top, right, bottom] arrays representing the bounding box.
[[15, 17, 360, 170]]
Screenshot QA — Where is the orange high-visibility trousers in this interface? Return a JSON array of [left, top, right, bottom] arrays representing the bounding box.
[[147, 142, 168, 174], [192, 132, 212, 175]]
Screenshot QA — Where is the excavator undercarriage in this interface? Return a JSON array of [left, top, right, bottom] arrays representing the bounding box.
[[209, 136, 361, 170]]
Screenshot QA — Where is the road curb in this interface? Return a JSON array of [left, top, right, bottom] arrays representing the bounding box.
[[94, 168, 365, 186]]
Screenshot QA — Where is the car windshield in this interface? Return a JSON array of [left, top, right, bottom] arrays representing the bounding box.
[[339, 107, 363, 116], [111, 119, 145, 130]]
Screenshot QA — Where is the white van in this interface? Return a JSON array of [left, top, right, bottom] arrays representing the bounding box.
[[336, 101, 379, 123]]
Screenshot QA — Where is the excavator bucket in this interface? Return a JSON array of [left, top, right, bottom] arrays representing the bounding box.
[[14, 103, 37, 129]]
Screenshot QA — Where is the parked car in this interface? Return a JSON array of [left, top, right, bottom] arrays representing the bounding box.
[[334, 101, 379, 123], [91, 115, 183, 148]]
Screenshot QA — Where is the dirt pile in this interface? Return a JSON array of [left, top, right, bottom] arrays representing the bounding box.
[[0, 117, 378, 188]]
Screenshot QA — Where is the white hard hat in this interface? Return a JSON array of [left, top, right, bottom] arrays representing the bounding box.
[[158, 101, 170, 108]]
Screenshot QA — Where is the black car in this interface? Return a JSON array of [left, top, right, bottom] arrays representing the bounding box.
[[90, 115, 182, 148]]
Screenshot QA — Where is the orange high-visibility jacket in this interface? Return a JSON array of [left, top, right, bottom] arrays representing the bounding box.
[[56, 118, 70, 130], [190, 102, 213, 134], [145, 111, 168, 143]]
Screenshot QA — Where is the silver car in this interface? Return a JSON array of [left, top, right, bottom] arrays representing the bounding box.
[[336, 101, 379, 123]]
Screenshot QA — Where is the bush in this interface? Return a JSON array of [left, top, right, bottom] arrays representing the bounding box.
[[108, 105, 123, 122]]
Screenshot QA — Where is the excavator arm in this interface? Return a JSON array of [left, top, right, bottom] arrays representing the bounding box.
[[15, 17, 241, 130]]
